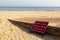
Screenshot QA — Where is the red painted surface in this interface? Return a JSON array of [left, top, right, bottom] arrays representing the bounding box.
[[31, 21, 49, 33]]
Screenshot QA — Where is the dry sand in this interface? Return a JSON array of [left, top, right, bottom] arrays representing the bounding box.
[[0, 11, 60, 40]]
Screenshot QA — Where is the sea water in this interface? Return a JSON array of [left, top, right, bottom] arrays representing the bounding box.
[[0, 7, 60, 11]]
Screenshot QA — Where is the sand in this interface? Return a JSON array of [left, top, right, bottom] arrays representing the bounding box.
[[0, 11, 60, 40]]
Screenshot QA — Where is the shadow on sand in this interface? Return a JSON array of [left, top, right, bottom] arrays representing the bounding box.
[[8, 19, 60, 40]]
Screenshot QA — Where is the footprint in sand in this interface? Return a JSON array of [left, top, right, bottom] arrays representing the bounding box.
[[0, 18, 2, 24]]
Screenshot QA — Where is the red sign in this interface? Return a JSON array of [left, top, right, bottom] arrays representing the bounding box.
[[31, 21, 49, 33]]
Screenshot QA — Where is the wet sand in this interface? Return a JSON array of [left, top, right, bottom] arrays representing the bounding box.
[[0, 11, 60, 40]]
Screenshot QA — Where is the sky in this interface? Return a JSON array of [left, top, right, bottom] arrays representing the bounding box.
[[0, 0, 60, 7]]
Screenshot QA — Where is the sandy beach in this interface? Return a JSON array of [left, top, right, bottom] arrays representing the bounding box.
[[0, 11, 60, 40], [0, 11, 60, 18]]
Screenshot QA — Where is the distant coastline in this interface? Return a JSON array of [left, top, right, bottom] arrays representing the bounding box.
[[0, 7, 60, 11]]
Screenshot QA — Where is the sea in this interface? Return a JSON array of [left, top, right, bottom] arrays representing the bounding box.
[[0, 7, 60, 11]]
